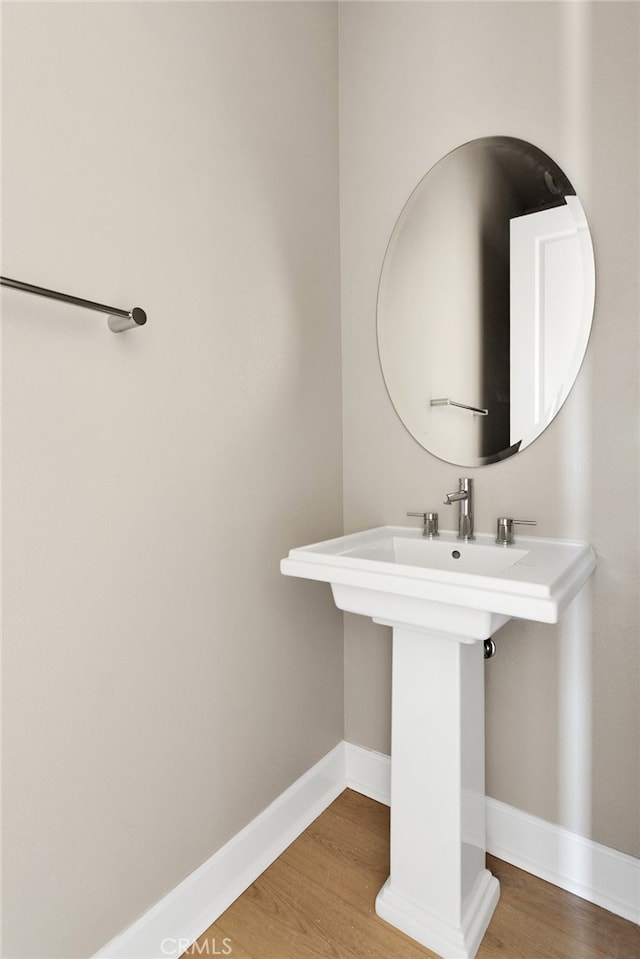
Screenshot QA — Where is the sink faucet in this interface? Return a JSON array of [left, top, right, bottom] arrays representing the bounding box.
[[443, 477, 475, 542]]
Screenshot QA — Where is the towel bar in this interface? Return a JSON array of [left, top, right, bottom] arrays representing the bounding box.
[[1, 276, 147, 333]]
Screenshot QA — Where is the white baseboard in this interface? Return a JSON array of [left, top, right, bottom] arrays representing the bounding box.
[[344, 742, 640, 926], [485, 796, 640, 924], [94, 740, 638, 958], [93, 743, 345, 959], [344, 739, 391, 804]]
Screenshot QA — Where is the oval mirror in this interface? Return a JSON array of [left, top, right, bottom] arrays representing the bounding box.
[[377, 136, 595, 466]]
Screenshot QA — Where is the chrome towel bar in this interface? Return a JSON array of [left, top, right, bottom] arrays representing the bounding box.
[[430, 397, 488, 416], [0, 276, 147, 333]]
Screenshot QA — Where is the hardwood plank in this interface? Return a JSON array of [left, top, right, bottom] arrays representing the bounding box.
[[185, 921, 253, 959], [215, 855, 436, 959], [280, 806, 390, 906], [325, 787, 391, 838], [183, 789, 639, 959], [487, 855, 640, 959]]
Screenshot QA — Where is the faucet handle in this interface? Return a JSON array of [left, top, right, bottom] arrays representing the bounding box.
[[407, 511, 439, 538], [496, 517, 536, 546]]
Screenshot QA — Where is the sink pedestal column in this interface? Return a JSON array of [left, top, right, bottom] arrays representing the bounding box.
[[374, 625, 500, 959]]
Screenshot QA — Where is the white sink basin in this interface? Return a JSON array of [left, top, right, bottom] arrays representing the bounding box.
[[281, 525, 596, 959], [281, 526, 596, 638]]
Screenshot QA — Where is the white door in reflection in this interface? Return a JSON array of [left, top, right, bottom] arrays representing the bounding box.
[[510, 195, 594, 448]]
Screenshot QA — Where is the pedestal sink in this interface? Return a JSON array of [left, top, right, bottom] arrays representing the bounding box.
[[281, 526, 596, 959]]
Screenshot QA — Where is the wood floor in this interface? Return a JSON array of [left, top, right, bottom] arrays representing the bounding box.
[[185, 789, 639, 959]]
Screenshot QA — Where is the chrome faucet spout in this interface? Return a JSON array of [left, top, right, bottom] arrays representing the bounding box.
[[443, 490, 468, 505], [443, 477, 475, 541]]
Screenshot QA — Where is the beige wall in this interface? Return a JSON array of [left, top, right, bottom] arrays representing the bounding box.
[[340, 1, 639, 859], [1, 4, 343, 957], [3, 3, 639, 957]]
